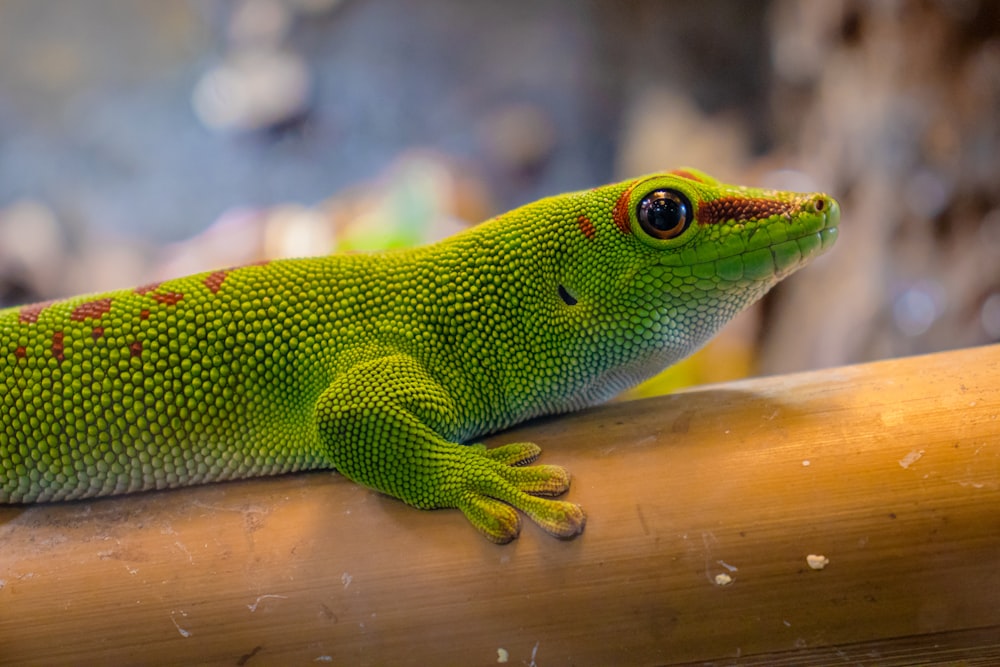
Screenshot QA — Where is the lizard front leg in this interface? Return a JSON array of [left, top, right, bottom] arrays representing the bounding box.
[[315, 354, 586, 543]]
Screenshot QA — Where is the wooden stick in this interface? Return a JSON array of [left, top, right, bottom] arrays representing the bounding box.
[[2, 345, 998, 666]]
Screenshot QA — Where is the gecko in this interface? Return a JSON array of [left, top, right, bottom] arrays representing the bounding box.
[[0, 168, 838, 542]]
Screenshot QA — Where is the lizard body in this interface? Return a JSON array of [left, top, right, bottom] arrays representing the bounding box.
[[0, 169, 838, 542]]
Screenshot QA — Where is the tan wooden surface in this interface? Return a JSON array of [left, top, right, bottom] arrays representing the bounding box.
[[1, 344, 998, 666]]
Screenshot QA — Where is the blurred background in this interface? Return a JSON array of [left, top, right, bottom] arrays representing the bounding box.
[[1, 0, 998, 395]]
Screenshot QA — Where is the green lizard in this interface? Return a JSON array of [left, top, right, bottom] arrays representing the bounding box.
[[0, 169, 838, 542]]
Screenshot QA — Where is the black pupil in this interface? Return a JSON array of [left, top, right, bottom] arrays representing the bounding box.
[[643, 192, 685, 232]]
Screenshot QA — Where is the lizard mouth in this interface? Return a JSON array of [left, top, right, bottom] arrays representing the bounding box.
[[771, 196, 839, 278], [642, 197, 839, 290], [714, 196, 839, 283]]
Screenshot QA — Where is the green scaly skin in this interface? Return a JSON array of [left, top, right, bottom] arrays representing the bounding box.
[[0, 169, 838, 543]]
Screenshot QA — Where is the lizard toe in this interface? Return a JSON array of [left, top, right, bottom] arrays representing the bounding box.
[[517, 495, 587, 539], [480, 442, 541, 466], [500, 463, 571, 496], [456, 493, 522, 544]]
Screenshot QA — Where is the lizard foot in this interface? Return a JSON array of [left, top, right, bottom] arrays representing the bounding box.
[[451, 442, 586, 544], [314, 357, 585, 543]]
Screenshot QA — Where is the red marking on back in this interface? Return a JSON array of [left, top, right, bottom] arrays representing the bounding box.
[[698, 196, 795, 226], [129, 341, 143, 357], [204, 270, 229, 294], [135, 280, 184, 306], [15, 346, 26, 358], [612, 186, 634, 236], [140, 309, 151, 320], [92, 327, 105, 340], [51, 331, 65, 362], [577, 215, 597, 240], [669, 169, 705, 183], [18, 300, 55, 324], [71, 298, 113, 322], [151, 292, 184, 306]]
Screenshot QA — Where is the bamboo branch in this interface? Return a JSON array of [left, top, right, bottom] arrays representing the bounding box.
[[2, 345, 998, 666]]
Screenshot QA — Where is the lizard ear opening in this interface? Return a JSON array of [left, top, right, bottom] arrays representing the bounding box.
[[558, 284, 578, 306]]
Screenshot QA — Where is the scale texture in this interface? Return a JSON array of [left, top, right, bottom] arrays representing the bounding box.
[[0, 169, 838, 542]]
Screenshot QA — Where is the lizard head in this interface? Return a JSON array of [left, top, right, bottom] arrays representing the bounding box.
[[544, 167, 839, 403], [606, 167, 838, 284]]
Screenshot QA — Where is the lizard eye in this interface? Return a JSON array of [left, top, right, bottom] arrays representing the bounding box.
[[636, 189, 693, 240]]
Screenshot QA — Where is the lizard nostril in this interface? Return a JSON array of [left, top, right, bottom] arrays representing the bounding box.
[[813, 197, 826, 212]]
